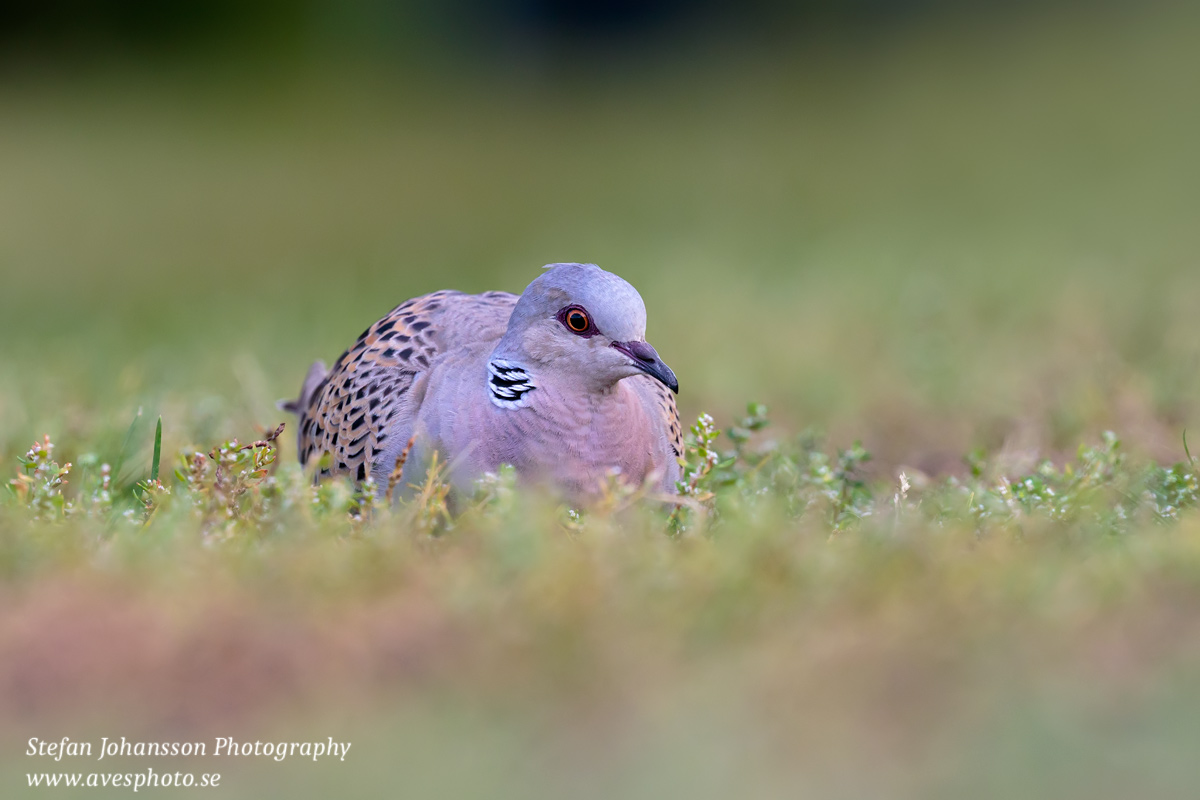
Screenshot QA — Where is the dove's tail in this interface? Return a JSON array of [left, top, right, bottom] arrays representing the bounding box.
[[278, 361, 328, 415]]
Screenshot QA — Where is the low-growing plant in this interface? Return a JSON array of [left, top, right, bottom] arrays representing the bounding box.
[[5, 405, 1200, 550], [6, 436, 73, 521]]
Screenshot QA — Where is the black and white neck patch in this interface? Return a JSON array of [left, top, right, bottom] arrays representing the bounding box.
[[488, 359, 536, 409]]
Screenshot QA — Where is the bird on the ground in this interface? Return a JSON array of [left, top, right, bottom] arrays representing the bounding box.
[[281, 263, 682, 500]]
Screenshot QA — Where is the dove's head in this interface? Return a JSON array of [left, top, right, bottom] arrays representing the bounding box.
[[496, 262, 678, 394]]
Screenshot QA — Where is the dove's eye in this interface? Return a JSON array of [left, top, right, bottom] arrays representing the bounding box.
[[560, 306, 593, 335], [566, 310, 589, 332]]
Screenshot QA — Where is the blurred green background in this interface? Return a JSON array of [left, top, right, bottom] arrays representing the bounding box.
[[4, 3, 1200, 797], [2, 0, 1198, 480]]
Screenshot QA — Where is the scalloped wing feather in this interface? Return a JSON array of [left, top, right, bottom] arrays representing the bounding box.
[[645, 376, 683, 460], [293, 289, 518, 481]]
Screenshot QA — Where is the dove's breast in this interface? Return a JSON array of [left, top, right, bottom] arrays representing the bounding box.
[[413, 352, 672, 499]]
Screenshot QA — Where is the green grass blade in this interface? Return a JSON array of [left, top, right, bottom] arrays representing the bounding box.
[[111, 406, 143, 485], [151, 416, 163, 483]]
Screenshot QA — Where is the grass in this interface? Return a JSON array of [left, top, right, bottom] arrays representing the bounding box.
[[5, 4, 1200, 798], [6, 405, 1200, 798]]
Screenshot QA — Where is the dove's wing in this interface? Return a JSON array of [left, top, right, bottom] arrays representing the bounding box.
[[291, 289, 517, 481]]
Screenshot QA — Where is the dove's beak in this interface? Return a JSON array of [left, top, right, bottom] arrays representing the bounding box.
[[612, 340, 679, 394]]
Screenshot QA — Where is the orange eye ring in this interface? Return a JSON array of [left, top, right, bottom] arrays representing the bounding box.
[[566, 309, 590, 333]]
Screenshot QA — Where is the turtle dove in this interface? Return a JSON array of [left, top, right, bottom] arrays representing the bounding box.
[[282, 263, 682, 499]]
